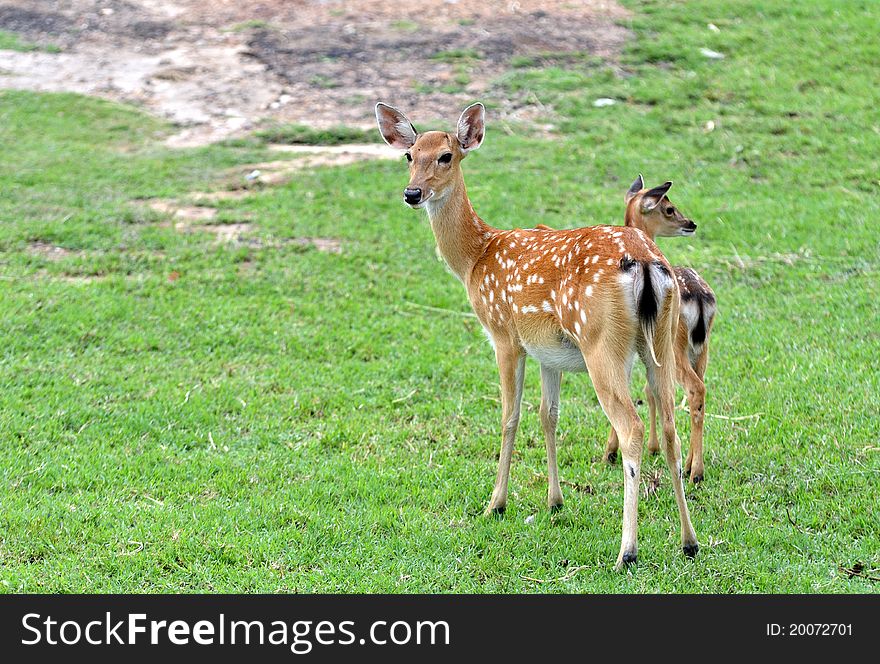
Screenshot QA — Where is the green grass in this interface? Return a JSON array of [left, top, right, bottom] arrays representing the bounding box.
[[250, 124, 379, 146], [509, 52, 603, 69], [430, 49, 481, 93], [0, 29, 60, 53], [0, 0, 878, 592]]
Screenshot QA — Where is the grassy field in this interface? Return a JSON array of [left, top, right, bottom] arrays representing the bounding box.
[[0, 0, 877, 592]]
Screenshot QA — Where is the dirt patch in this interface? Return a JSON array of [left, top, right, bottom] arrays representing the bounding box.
[[0, 5, 76, 41], [147, 197, 254, 242], [142, 141, 392, 247], [27, 241, 69, 260], [234, 143, 398, 185], [148, 199, 218, 221], [146, 196, 343, 252], [0, 1, 629, 146], [27, 240, 85, 261], [146, 143, 397, 211], [187, 189, 253, 204], [0, 2, 172, 47], [292, 238, 341, 254], [246, 4, 629, 127], [162, 218, 343, 254], [183, 222, 254, 243], [53, 273, 108, 284], [266, 143, 398, 159]]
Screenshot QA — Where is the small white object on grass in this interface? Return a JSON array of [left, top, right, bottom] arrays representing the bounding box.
[[700, 48, 725, 60], [593, 98, 616, 108], [704, 120, 716, 132], [708, 23, 720, 33], [245, 169, 261, 181], [524, 514, 536, 525]]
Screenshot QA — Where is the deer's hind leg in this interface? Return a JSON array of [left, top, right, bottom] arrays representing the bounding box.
[[539, 365, 564, 511], [604, 426, 619, 464], [645, 352, 699, 557], [644, 381, 661, 454], [584, 347, 644, 568], [603, 355, 640, 463], [607, 377, 658, 462], [682, 343, 709, 483]]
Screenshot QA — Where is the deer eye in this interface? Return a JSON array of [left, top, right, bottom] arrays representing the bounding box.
[[665, 206, 674, 215], [438, 153, 453, 164], [404, 153, 413, 162]]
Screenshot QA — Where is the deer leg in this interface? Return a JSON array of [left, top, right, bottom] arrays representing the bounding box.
[[604, 355, 636, 464], [645, 381, 661, 455], [539, 364, 564, 511], [681, 352, 708, 484], [485, 344, 525, 516], [604, 426, 619, 464], [586, 350, 644, 569], [647, 359, 698, 558]]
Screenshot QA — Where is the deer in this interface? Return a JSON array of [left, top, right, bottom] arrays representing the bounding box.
[[375, 101, 698, 568], [538, 177, 716, 483], [603, 176, 717, 483]]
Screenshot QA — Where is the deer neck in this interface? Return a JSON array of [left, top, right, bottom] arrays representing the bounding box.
[[624, 201, 656, 242], [424, 174, 493, 283]]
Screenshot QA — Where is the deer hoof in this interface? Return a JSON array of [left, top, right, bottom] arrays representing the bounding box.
[[549, 502, 564, 514], [683, 543, 699, 558], [606, 451, 617, 464], [619, 550, 638, 567]]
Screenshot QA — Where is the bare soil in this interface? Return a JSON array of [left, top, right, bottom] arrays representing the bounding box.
[[0, 0, 628, 146]]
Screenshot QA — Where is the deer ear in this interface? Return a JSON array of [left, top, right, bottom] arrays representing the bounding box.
[[641, 180, 673, 211], [457, 103, 485, 153], [375, 102, 417, 149], [625, 174, 644, 203]]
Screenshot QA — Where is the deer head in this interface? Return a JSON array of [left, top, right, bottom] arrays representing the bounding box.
[[624, 175, 697, 239], [375, 102, 485, 209]]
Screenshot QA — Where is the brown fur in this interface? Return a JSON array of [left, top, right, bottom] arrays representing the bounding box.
[[376, 104, 698, 567], [602, 178, 716, 482]]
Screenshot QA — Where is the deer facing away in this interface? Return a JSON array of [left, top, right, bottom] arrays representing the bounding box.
[[539, 177, 716, 483], [375, 102, 698, 567], [605, 176, 716, 483]]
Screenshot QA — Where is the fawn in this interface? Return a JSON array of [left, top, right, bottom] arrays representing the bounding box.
[[375, 102, 698, 567], [539, 176, 716, 482]]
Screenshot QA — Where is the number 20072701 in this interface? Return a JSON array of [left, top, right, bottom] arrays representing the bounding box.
[[766, 624, 852, 636]]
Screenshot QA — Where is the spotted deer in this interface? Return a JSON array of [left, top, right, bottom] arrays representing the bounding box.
[[602, 176, 717, 483], [539, 177, 717, 482], [375, 102, 698, 567]]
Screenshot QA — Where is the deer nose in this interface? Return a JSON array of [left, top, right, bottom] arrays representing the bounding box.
[[685, 220, 697, 231], [403, 188, 422, 205]]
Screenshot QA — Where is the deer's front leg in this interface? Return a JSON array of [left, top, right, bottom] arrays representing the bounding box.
[[485, 343, 526, 516]]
